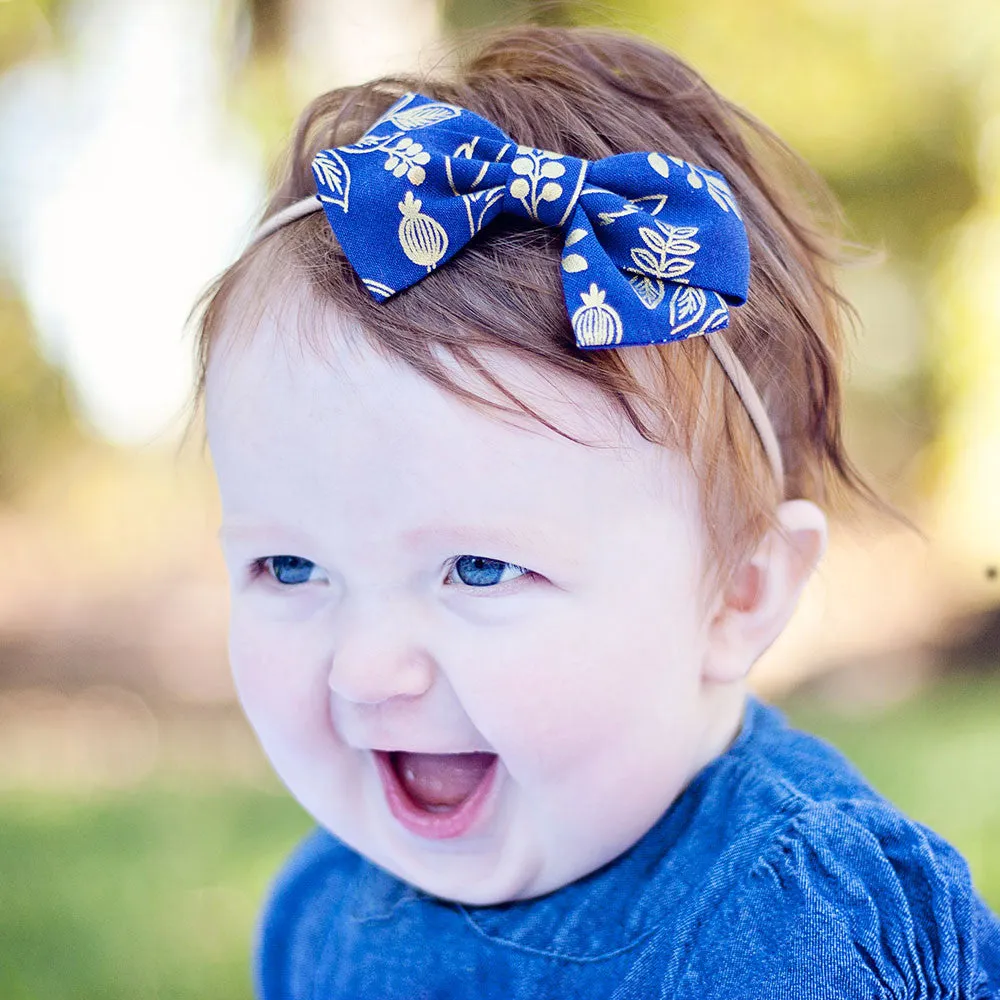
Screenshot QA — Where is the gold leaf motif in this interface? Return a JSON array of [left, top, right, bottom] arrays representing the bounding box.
[[312, 151, 351, 212], [562, 254, 588, 273], [701, 292, 730, 331], [672, 287, 706, 323], [397, 191, 448, 270], [664, 157, 742, 218], [668, 285, 710, 336], [630, 247, 662, 274], [639, 227, 669, 254], [572, 283, 623, 347], [565, 228, 587, 246], [539, 181, 563, 202], [541, 161, 566, 178], [351, 134, 390, 150], [663, 258, 696, 279], [389, 103, 461, 130], [654, 221, 701, 254], [704, 175, 741, 218], [629, 223, 700, 280], [647, 152, 671, 178], [629, 275, 665, 310]]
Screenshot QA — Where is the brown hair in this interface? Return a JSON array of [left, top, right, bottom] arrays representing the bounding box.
[[192, 24, 886, 607]]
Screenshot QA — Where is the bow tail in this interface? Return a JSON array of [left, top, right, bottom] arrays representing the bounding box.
[[559, 204, 732, 350]]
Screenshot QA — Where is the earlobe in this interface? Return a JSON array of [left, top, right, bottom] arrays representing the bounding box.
[[703, 500, 828, 684]]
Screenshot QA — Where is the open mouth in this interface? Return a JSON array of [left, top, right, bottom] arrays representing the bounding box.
[[373, 750, 499, 839]]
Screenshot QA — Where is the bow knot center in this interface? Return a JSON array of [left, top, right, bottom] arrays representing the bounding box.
[[502, 147, 589, 228]]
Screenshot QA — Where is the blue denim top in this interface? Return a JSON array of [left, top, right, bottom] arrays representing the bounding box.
[[254, 696, 1000, 998]]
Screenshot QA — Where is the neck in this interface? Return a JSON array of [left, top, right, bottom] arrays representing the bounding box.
[[692, 680, 748, 777]]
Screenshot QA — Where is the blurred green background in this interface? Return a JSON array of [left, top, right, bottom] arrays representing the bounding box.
[[1, 0, 998, 996]]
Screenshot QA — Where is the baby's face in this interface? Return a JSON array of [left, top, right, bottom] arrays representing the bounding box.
[[206, 299, 743, 905]]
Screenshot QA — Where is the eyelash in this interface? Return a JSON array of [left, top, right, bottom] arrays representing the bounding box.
[[247, 555, 532, 589], [445, 555, 531, 588], [248, 556, 318, 585]]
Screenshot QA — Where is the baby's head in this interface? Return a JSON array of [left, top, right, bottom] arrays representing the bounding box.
[[197, 25, 874, 905]]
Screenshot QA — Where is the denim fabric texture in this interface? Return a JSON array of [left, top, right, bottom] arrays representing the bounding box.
[[254, 696, 1000, 998]]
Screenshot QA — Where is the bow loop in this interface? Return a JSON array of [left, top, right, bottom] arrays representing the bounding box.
[[311, 92, 750, 347]]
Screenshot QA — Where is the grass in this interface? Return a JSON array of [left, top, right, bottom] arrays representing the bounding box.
[[780, 671, 1000, 909], [0, 779, 312, 1000], [1, 673, 998, 998]]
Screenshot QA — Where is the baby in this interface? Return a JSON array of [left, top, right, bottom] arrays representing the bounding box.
[[195, 24, 1000, 999]]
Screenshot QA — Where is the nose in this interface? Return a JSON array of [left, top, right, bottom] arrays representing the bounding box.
[[326, 598, 435, 705]]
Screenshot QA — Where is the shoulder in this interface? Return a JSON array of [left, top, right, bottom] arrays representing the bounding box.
[[676, 792, 1000, 999], [253, 826, 360, 1000]]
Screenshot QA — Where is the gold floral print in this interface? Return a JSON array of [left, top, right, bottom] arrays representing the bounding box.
[[595, 194, 668, 227], [571, 283, 624, 346], [629, 275, 665, 310], [397, 191, 448, 269], [386, 99, 461, 131], [629, 222, 701, 282], [663, 156, 742, 218], [362, 278, 395, 299], [382, 137, 431, 185], [313, 150, 351, 212], [668, 286, 728, 336], [445, 136, 507, 236], [507, 147, 566, 220]]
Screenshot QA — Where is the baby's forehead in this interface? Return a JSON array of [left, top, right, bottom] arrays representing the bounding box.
[[205, 291, 700, 523], [206, 287, 632, 451]]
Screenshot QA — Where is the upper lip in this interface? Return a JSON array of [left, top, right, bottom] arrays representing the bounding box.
[[370, 747, 495, 756]]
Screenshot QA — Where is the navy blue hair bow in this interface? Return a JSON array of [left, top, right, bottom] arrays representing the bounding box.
[[311, 92, 750, 349]]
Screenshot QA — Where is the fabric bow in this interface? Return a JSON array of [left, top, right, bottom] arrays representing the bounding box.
[[311, 92, 750, 349]]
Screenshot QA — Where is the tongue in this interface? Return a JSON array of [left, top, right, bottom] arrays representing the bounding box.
[[392, 752, 496, 809]]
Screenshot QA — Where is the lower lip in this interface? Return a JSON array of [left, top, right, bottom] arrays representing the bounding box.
[[372, 750, 500, 840]]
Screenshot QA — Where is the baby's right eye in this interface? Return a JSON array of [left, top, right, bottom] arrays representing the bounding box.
[[255, 555, 327, 586]]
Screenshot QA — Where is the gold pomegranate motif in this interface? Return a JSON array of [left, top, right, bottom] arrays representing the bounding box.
[[571, 283, 623, 346], [397, 191, 448, 270]]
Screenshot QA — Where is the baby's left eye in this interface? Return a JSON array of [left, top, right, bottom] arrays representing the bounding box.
[[446, 555, 529, 588]]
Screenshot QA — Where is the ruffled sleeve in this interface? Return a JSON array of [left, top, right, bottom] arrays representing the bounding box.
[[674, 800, 1000, 999]]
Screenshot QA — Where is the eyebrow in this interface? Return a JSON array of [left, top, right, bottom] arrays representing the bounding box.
[[399, 523, 543, 552]]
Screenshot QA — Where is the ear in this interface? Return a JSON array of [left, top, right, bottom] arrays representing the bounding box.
[[702, 499, 828, 684]]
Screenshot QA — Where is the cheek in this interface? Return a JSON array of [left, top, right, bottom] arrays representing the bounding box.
[[227, 605, 331, 749], [443, 601, 698, 783]]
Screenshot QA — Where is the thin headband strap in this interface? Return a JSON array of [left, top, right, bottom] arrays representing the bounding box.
[[247, 194, 785, 491], [251, 196, 325, 242]]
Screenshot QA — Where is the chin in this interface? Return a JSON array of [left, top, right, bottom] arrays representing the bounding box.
[[379, 838, 548, 907]]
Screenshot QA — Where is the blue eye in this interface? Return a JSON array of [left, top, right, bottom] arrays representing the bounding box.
[[262, 555, 323, 586], [449, 555, 528, 588]]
